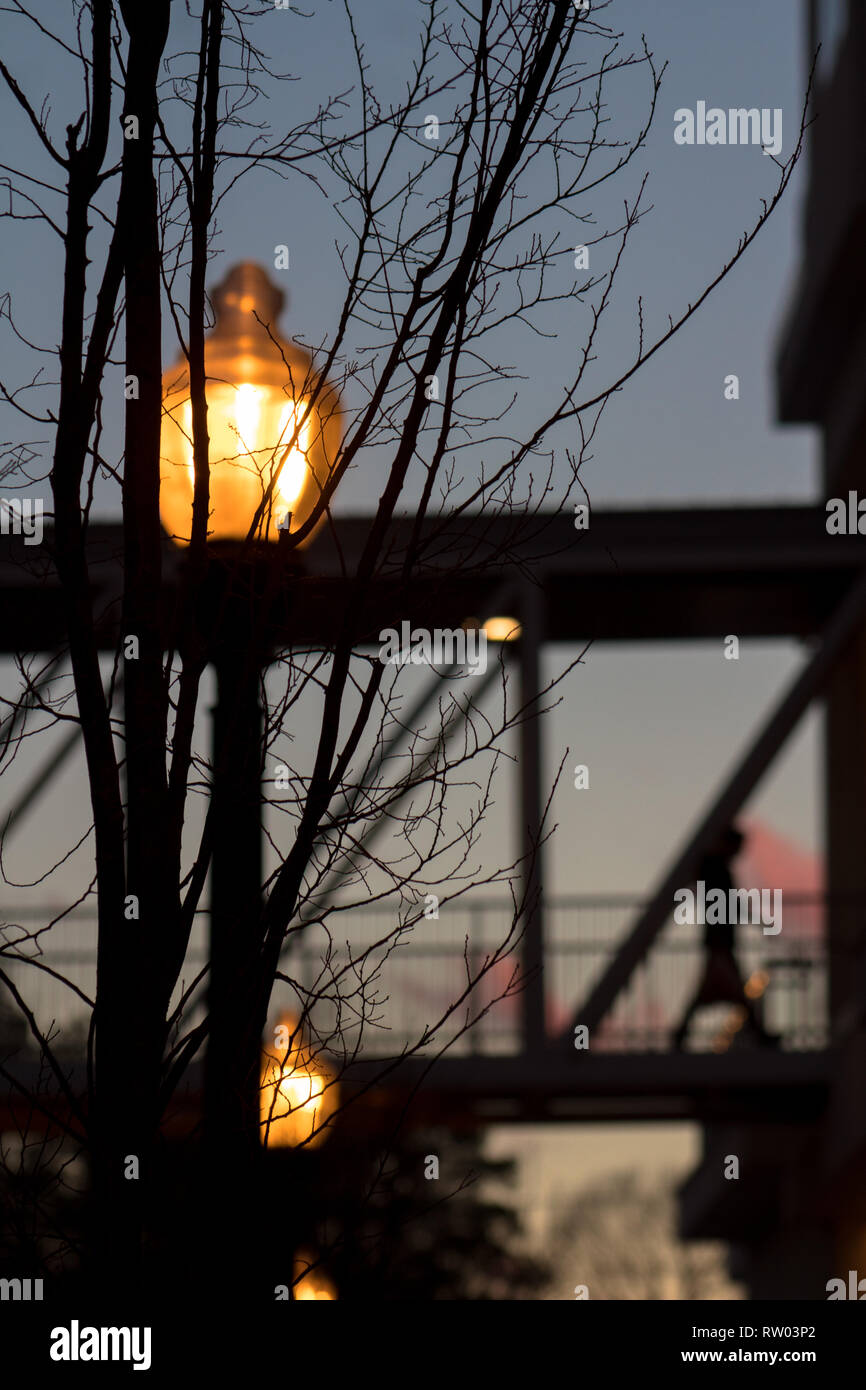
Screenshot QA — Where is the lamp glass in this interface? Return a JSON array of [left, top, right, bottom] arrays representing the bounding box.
[[259, 1013, 337, 1148], [159, 262, 340, 545]]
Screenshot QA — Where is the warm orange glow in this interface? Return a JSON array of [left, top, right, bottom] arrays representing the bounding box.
[[159, 263, 340, 545], [712, 1003, 749, 1052], [714, 971, 771, 1048], [743, 969, 769, 1000], [259, 1012, 338, 1148], [293, 1250, 337, 1301], [482, 615, 522, 642]]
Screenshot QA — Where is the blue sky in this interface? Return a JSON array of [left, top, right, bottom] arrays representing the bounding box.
[[0, 0, 821, 901]]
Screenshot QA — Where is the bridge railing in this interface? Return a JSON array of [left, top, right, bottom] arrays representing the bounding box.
[[0, 892, 829, 1061], [547, 893, 827, 1054]]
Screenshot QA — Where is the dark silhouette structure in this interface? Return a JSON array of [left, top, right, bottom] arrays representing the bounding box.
[[679, 0, 866, 1298]]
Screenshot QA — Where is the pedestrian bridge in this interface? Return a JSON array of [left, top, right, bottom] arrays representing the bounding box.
[[0, 508, 856, 1130], [0, 893, 833, 1128]]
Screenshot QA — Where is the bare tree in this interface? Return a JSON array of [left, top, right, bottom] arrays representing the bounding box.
[[0, 0, 807, 1304]]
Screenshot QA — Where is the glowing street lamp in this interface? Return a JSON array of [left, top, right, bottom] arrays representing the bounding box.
[[260, 1014, 338, 1149], [482, 615, 522, 642], [293, 1251, 337, 1300], [159, 261, 341, 544], [462, 615, 523, 644]]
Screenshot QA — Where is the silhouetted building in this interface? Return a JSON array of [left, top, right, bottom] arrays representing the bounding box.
[[680, 0, 866, 1298]]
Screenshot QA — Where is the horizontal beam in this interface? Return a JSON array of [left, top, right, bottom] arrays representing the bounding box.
[[0, 1049, 832, 1132], [0, 506, 860, 652], [340, 1045, 832, 1097]]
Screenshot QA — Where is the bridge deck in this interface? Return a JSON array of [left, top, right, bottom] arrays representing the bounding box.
[[0, 895, 833, 1128], [1, 506, 863, 650]]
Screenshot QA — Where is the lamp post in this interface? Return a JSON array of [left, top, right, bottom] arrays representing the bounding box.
[[159, 263, 341, 1210]]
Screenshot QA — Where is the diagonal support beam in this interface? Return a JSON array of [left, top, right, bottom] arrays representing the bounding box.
[[1, 660, 117, 844], [1, 653, 79, 843], [0, 652, 67, 755], [2, 725, 82, 840], [562, 567, 866, 1042], [292, 586, 517, 922], [296, 658, 504, 928], [328, 581, 517, 834]]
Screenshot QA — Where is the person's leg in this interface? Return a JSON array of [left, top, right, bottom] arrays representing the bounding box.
[[739, 991, 779, 1045], [672, 970, 709, 1049], [718, 951, 779, 1045]]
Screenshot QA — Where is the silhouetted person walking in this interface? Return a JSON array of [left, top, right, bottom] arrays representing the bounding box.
[[672, 825, 777, 1050]]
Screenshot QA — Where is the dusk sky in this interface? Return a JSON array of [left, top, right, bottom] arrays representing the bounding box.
[[0, 0, 823, 1299], [0, 0, 820, 900]]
